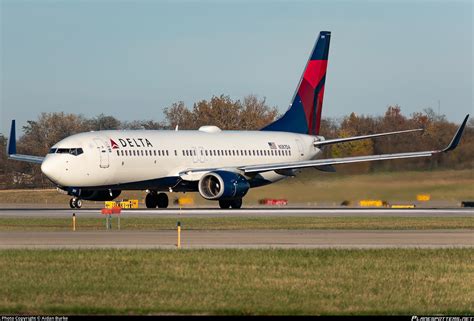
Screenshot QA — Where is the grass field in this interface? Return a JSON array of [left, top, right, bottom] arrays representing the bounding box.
[[0, 169, 473, 206], [0, 216, 473, 231], [0, 248, 472, 315]]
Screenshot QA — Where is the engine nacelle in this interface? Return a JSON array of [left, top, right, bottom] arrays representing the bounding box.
[[198, 171, 250, 200], [67, 188, 121, 201]]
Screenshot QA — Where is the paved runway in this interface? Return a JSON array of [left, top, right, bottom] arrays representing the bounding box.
[[0, 229, 472, 249], [0, 207, 473, 218]]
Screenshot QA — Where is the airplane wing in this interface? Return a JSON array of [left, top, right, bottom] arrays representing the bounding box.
[[8, 154, 44, 164], [7, 120, 45, 164], [241, 115, 469, 174]]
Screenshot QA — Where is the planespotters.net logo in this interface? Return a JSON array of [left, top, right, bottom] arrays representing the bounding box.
[[412, 316, 474, 321]]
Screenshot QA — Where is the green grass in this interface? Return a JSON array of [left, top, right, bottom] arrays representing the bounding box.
[[0, 216, 473, 231], [0, 249, 472, 315], [0, 169, 473, 205]]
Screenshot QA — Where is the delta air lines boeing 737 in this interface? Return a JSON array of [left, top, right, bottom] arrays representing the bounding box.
[[7, 32, 469, 208]]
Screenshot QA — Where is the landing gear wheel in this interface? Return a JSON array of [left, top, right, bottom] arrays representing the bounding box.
[[157, 193, 169, 208], [145, 192, 158, 208], [219, 200, 231, 209], [230, 198, 242, 209], [69, 198, 82, 209]]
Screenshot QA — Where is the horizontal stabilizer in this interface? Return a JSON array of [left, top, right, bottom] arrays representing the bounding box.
[[314, 128, 423, 147]]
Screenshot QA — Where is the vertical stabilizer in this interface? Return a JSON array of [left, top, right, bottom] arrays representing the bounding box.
[[262, 31, 331, 135]]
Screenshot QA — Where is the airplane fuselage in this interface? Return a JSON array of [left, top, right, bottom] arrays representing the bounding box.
[[41, 127, 321, 192]]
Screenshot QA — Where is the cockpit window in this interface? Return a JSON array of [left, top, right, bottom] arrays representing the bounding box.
[[70, 148, 84, 156], [50, 148, 83, 156]]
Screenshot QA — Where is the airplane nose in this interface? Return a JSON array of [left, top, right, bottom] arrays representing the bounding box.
[[41, 158, 59, 183]]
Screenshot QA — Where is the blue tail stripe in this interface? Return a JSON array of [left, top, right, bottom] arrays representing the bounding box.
[[261, 97, 308, 134]]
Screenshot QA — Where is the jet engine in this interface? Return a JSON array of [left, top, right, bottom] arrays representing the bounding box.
[[67, 188, 121, 201], [198, 171, 250, 200]]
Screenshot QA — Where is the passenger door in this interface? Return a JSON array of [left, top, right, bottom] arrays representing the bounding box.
[[93, 138, 110, 168]]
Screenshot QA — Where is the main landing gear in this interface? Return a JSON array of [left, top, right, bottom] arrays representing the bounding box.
[[219, 198, 242, 209], [145, 192, 169, 208], [69, 197, 82, 209]]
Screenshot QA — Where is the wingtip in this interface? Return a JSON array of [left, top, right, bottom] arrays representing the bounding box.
[[442, 114, 469, 152], [8, 120, 16, 155]]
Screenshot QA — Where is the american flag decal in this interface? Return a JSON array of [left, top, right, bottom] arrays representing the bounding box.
[[268, 142, 277, 149]]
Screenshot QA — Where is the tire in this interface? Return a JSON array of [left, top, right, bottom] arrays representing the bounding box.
[[69, 198, 76, 209], [157, 193, 169, 208], [219, 200, 231, 209], [145, 193, 158, 208], [230, 199, 242, 209], [75, 199, 82, 209]]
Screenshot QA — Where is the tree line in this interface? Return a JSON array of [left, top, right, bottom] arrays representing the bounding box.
[[0, 94, 472, 188]]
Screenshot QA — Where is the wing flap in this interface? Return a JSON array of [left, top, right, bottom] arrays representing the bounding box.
[[241, 151, 434, 174]]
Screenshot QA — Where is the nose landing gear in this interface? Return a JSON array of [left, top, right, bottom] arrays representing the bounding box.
[[69, 198, 82, 209], [145, 192, 169, 208]]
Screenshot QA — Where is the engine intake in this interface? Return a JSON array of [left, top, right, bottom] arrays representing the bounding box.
[[198, 171, 250, 200]]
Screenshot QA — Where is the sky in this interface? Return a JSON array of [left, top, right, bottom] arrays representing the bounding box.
[[1, 0, 472, 136]]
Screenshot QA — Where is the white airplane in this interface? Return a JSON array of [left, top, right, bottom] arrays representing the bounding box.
[[7, 31, 469, 209]]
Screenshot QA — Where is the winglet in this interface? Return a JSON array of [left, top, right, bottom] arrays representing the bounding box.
[[442, 114, 469, 152], [8, 120, 16, 155]]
